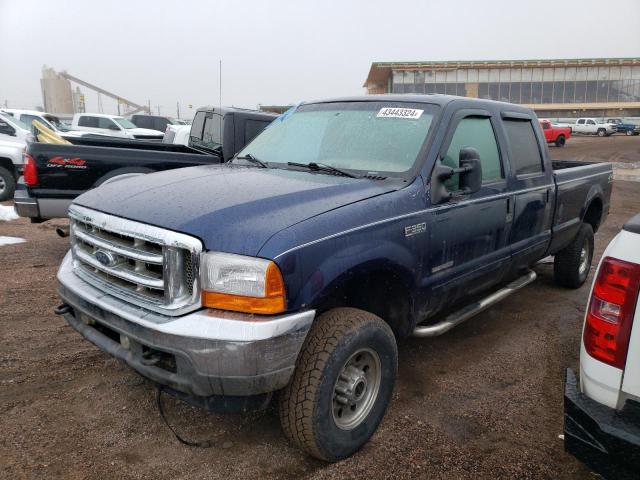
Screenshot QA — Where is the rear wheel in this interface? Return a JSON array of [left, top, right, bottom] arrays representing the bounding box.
[[0, 166, 16, 201], [597, 128, 606, 137], [626, 129, 633, 136], [279, 308, 397, 462], [555, 135, 566, 147], [554, 223, 594, 288]]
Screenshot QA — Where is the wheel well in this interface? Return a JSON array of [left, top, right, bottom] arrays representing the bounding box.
[[0, 157, 15, 176], [583, 198, 603, 232], [317, 270, 414, 338]]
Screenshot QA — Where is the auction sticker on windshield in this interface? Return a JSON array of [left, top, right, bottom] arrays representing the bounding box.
[[377, 107, 424, 119]]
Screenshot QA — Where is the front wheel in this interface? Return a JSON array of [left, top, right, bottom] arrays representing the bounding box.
[[279, 308, 397, 462], [597, 129, 606, 137], [626, 130, 634, 136], [554, 223, 594, 288], [555, 135, 566, 147]]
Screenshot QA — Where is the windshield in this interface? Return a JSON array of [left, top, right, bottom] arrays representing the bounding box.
[[235, 101, 438, 176], [44, 114, 71, 131], [114, 118, 138, 129]]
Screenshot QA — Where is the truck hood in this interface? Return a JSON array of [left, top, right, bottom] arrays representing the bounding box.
[[73, 164, 399, 255]]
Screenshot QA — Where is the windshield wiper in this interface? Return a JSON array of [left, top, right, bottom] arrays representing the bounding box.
[[286, 161, 357, 178], [235, 153, 268, 168]]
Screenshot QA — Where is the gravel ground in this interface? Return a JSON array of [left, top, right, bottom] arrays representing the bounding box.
[[1, 135, 639, 479]]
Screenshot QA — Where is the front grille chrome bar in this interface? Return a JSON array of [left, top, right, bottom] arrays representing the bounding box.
[[68, 204, 203, 316]]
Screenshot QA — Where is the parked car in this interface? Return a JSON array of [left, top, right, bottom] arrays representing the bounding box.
[[606, 118, 640, 136], [14, 107, 276, 221], [0, 140, 26, 201], [54, 94, 612, 461], [0, 108, 93, 140], [71, 113, 165, 140], [564, 213, 640, 479], [0, 112, 33, 145], [130, 114, 182, 133], [162, 124, 191, 146], [573, 118, 617, 137], [539, 119, 571, 147]]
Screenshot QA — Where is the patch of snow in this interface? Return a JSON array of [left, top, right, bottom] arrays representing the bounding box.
[[0, 204, 19, 221], [0, 236, 26, 246]]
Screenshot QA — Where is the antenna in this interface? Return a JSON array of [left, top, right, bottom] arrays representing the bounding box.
[[219, 59, 222, 141]]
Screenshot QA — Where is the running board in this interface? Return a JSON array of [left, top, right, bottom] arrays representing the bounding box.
[[412, 270, 537, 338]]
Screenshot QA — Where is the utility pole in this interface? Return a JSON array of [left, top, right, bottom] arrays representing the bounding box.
[[148, 99, 151, 115], [177, 101, 180, 119], [156, 105, 161, 115]]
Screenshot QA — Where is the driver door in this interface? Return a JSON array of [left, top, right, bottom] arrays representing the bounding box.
[[424, 110, 511, 311]]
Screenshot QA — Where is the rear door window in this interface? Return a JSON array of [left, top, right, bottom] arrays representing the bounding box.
[[78, 116, 99, 127], [503, 119, 544, 175]]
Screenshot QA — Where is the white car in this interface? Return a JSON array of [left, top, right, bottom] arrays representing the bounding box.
[[72, 113, 164, 140], [564, 213, 640, 478], [573, 117, 617, 137], [0, 108, 93, 140], [0, 112, 33, 145]]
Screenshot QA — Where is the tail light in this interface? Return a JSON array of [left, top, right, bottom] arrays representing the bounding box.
[[584, 256, 640, 369], [23, 153, 38, 186]]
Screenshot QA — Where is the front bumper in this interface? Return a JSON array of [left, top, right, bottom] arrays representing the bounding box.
[[57, 252, 314, 404], [564, 368, 640, 479]]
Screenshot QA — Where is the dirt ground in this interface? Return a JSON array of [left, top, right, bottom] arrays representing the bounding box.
[[549, 133, 640, 165], [1, 136, 639, 479]]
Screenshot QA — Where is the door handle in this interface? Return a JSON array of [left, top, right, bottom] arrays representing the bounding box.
[[506, 197, 514, 223]]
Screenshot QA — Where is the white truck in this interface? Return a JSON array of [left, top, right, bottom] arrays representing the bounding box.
[[0, 113, 33, 201], [573, 118, 617, 137], [565, 213, 640, 479], [71, 113, 164, 140]]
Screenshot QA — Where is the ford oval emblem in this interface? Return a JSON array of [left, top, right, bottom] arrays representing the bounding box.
[[94, 250, 117, 267]]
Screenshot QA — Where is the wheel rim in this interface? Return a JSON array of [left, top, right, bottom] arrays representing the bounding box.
[[332, 348, 381, 430], [0, 176, 5, 195], [579, 238, 590, 276]]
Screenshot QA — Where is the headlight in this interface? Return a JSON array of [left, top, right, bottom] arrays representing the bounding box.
[[200, 252, 286, 314]]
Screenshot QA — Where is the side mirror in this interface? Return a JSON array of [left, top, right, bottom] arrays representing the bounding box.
[[458, 147, 482, 195], [430, 147, 483, 204]]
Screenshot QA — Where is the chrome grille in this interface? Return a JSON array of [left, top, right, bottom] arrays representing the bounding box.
[[68, 205, 202, 315]]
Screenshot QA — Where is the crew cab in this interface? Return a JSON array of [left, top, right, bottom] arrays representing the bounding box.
[[573, 118, 617, 137], [606, 118, 640, 136], [71, 113, 165, 140], [14, 107, 276, 220], [565, 214, 640, 479], [55, 95, 612, 461], [539, 119, 571, 147]]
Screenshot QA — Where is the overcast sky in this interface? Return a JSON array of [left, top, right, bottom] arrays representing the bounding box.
[[1, 0, 639, 118]]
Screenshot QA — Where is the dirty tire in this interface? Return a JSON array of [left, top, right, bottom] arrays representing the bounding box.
[[597, 128, 606, 137], [0, 166, 16, 201], [554, 135, 566, 147], [626, 129, 633, 136], [279, 307, 397, 462], [554, 223, 594, 288]]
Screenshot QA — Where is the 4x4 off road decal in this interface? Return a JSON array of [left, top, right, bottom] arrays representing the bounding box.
[[46, 157, 87, 169]]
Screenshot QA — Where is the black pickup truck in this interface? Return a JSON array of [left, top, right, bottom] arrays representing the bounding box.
[[14, 107, 276, 221], [56, 95, 613, 461]]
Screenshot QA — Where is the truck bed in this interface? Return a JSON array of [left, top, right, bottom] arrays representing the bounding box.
[[549, 160, 613, 254]]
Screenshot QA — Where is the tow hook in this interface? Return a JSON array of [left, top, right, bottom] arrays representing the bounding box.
[[53, 303, 72, 315]]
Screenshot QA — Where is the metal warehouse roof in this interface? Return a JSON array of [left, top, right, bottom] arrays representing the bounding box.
[[364, 57, 640, 87]]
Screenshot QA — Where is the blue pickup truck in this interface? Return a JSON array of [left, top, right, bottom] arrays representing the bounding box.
[[606, 118, 640, 136], [56, 95, 612, 461]]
